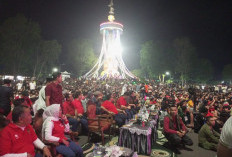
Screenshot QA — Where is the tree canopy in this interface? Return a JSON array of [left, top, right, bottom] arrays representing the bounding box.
[[222, 64, 232, 81], [138, 37, 214, 84], [66, 39, 97, 76], [0, 14, 61, 78]]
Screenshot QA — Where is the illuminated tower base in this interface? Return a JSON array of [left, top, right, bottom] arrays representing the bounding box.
[[83, 0, 135, 79]]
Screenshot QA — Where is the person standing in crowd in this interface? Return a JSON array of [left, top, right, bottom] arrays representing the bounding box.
[[198, 116, 220, 151], [45, 72, 63, 107], [42, 104, 83, 157], [34, 78, 53, 114], [0, 79, 13, 116], [163, 105, 193, 151], [0, 105, 52, 157]]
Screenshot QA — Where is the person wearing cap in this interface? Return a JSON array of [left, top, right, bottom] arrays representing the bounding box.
[[198, 116, 220, 151], [0, 79, 13, 116], [45, 72, 63, 107]]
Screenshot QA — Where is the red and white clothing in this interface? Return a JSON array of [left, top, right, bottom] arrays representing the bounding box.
[[42, 104, 69, 143], [43, 118, 69, 142], [0, 123, 45, 157], [101, 100, 118, 114]]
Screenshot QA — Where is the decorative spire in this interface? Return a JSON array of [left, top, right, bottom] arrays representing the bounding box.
[[108, 0, 115, 22]]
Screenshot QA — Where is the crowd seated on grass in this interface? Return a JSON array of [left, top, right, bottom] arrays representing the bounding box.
[[0, 76, 232, 156]]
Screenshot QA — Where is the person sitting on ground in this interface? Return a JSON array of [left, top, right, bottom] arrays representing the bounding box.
[[212, 106, 229, 134], [178, 101, 191, 126], [42, 104, 83, 157], [198, 116, 220, 151], [186, 98, 194, 128], [163, 105, 193, 149], [0, 105, 51, 157], [217, 116, 232, 157], [220, 105, 231, 124], [194, 107, 208, 133]]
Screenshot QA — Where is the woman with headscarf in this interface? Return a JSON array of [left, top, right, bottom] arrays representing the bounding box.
[[42, 104, 83, 157]]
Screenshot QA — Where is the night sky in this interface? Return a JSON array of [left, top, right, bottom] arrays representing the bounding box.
[[0, 0, 232, 78]]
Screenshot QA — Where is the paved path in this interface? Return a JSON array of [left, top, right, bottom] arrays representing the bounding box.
[[177, 130, 217, 157]]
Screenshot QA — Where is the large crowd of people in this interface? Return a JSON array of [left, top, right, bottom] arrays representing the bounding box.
[[0, 72, 232, 156]]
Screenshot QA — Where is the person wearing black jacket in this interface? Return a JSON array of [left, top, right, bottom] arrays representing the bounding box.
[[194, 107, 208, 133], [0, 79, 13, 116]]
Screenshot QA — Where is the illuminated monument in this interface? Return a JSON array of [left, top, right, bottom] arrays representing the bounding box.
[[83, 0, 135, 79]]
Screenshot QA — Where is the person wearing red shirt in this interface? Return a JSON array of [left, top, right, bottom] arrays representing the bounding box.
[[101, 93, 127, 127], [163, 105, 193, 152], [117, 92, 133, 119], [0, 105, 51, 157], [42, 104, 83, 157], [6, 98, 29, 122], [63, 93, 80, 135], [45, 72, 63, 107], [21, 91, 33, 108], [73, 91, 88, 133]]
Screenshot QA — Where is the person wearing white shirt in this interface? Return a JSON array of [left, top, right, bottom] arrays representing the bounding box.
[[217, 116, 232, 157]]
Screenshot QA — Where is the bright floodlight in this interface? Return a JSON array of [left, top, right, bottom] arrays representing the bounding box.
[[53, 68, 58, 72], [166, 72, 170, 75], [83, 0, 135, 79]]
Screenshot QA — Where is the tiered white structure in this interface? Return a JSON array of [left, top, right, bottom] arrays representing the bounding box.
[[83, 0, 136, 79]]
